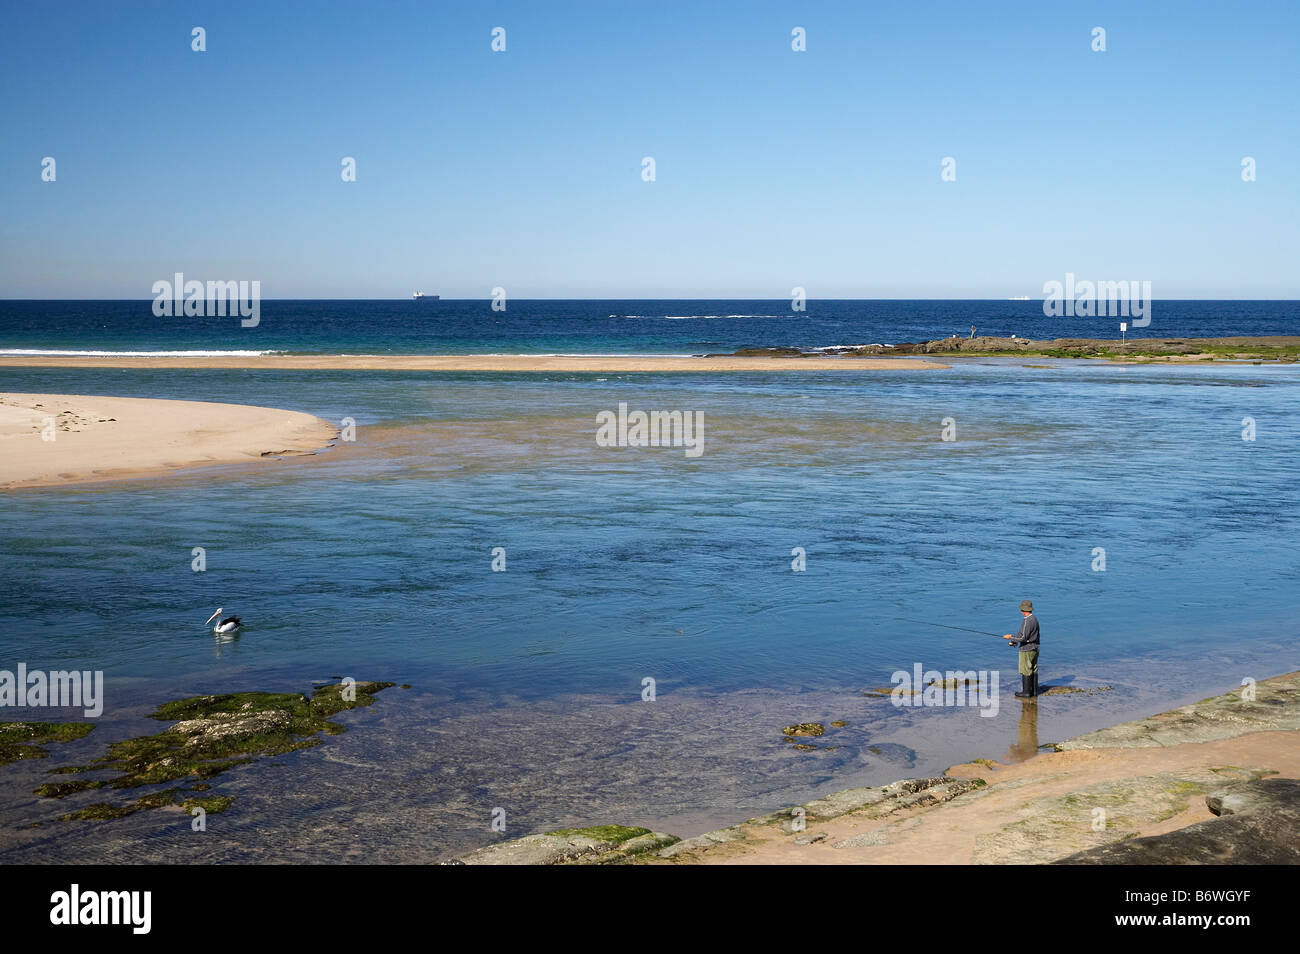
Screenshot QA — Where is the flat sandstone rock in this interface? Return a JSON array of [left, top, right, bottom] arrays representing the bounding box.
[[1056, 778, 1300, 865]]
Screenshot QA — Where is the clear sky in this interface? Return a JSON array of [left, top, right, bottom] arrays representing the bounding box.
[[2, 0, 1296, 298]]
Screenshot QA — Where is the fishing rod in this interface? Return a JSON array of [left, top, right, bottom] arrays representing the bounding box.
[[894, 616, 1004, 638]]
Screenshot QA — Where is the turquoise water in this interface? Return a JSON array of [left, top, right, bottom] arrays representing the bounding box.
[[1, 359, 1298, 860]]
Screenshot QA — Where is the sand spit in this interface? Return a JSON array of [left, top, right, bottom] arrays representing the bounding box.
[[0, 393, 338, 490]]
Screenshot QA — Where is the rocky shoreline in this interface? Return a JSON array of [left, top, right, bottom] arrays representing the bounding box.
[[713, 335, 1300, 362], [449, 671, 1300, 865]]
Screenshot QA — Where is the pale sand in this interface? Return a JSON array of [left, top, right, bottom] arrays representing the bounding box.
[[0, 354, 947, 372], [666, 731, 1300, 865], [0, 393, 338, 490]]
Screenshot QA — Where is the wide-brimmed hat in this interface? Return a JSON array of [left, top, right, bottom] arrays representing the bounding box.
[[1019, 600, 1034, 612]]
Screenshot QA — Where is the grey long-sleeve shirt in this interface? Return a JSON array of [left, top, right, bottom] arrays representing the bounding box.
[[1012, 613, 1040, 649]]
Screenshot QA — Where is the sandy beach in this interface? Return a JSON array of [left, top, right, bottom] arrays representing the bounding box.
[[0, 354, 947, 372], [0, 393, 337, 490]]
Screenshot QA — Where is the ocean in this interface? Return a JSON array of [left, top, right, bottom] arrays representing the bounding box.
[[1, 300, 1297, 861], [2, 298, 1298, 356]]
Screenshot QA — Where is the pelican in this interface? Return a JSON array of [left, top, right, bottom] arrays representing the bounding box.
[[204, 608, 243, 635]]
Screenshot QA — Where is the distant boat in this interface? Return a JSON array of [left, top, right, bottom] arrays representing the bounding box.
[[1008, 295, 1031, 301], [413, 291, 439, 300]]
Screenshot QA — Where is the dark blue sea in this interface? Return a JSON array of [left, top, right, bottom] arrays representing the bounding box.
[[2, 299, 1297, 356]]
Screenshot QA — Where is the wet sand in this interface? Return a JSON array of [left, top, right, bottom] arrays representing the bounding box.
[[0, 393, 337, 490], [671, 731, 1300, 865]]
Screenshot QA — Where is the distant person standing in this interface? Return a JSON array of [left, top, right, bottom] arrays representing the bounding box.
[[970, 325, 976, 339], [1002, 600, 1039, 698]]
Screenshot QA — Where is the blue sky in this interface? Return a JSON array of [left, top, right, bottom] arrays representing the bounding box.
[[1, 0, 1296, 298]]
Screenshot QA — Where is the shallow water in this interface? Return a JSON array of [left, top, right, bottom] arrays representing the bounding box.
[[1, 359, 1297, 860]]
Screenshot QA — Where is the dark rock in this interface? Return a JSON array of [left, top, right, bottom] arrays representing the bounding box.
[[1056, 778, 1300, 865]]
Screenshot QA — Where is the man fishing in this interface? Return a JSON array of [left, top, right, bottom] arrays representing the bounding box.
[[1002, 600, 1039, 698]]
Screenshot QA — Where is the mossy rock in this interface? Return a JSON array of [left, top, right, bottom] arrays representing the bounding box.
[[36, 679, 393, 821], [182, 794, 234, 814], [60, 803, 136, 822], [135, 788, 185, 810], [545, 825, 651, 845], [35, 779, 105, 798], [782, 723, 825, 737], [0, 721, 95, 766]]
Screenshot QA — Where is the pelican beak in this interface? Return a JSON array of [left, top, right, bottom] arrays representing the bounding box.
[[205, 608, 222, 626]]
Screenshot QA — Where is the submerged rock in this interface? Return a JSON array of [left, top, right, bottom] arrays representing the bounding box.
[[781, 723, 825, 737], [35, 679, 394, 821], [0, 722, 95, 766], [929, 676, 982, 689], [1040, 684, 1113, 695]]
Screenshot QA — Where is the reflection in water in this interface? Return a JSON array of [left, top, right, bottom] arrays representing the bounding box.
[[212, 633, 240, 658], [1004, 696, 1039, 763]]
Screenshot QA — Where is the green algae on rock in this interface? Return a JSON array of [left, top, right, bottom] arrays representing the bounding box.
[[59, 788, 237, 822], [546, 825, 651, 844], [60, 803, 137, 822], [781, 723, 825, 737], [182, 794, 235, 814], [37, 680, 394, 820], [0, 721, 95, 766]]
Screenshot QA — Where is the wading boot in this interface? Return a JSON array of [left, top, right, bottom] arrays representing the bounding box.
[[1030, 673, 1039, 697], [1015, 675, 1032, 698]]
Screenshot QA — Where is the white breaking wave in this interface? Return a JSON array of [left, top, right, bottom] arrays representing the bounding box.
[[0, 349, 284, 357], [611, 321, 790, 324], [807, 343, 893, 351]]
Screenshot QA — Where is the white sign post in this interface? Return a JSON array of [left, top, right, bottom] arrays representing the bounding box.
[[1120, 321, 1127, 343]]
